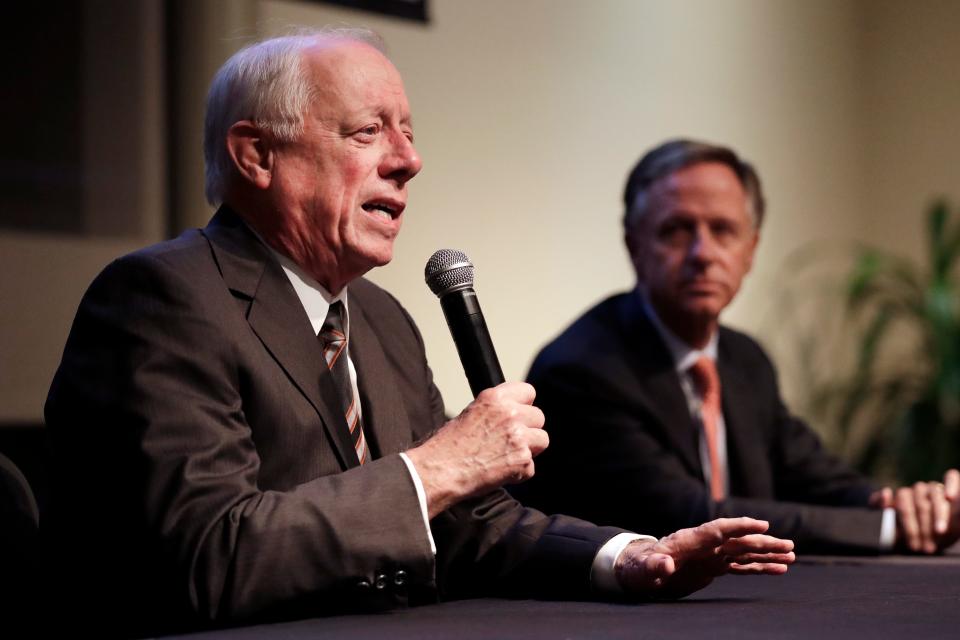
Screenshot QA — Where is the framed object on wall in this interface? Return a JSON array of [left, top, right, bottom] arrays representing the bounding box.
[[309, 0, 429, 23]]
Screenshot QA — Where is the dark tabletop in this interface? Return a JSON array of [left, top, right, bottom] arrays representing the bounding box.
[[173, 556, 960, 640]]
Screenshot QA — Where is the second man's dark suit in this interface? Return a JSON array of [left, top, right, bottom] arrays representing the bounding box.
[[513, 291, 884, 554], [44, 208, 623, 637]]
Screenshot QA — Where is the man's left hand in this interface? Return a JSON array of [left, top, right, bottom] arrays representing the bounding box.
[[614, 517, 795, 599], [871, 469, 960, 554]]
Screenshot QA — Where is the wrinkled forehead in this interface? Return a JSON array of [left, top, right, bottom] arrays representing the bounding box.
[[302, 39, 407, 99]]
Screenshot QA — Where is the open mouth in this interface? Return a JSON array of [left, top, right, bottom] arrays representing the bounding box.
[[361, 199, 404, 221]]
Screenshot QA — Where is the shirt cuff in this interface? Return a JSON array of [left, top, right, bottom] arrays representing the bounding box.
[[590, 532, 658, 594], [399, 452, 437, 555], [879, 507, 897, 551]]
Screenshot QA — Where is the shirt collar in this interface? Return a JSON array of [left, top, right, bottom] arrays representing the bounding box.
[[637, 289, 718, 374], [245, 222, 349, 337]]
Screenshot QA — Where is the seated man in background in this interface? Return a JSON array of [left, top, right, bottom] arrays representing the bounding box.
[[514, 138, 960, 554], [44, 34, 794, 637]]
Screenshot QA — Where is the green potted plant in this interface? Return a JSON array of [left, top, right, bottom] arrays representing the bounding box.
[[768, 200, 960, 484]]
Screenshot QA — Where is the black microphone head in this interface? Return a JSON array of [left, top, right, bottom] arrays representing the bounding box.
[[425, 249, 474, 297]]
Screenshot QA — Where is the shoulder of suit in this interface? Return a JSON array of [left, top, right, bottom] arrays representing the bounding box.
[[717, 324, 777, 371], [91, 229, 210, 288], [349, 277, 422, 331], [529, 292, 634, 372], [133, 228, 208, 261], [349, 277, 403, 310], [103, 228, 209, 274]]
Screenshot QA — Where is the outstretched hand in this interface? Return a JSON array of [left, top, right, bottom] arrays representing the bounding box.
[[615, 517, 795, 599]]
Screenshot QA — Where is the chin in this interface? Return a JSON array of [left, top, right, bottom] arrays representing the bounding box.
[[361, 248, 394, 269], [680, 300, 725, 321]]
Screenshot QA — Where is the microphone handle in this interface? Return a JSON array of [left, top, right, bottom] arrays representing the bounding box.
[[439, 288, 505, 397]]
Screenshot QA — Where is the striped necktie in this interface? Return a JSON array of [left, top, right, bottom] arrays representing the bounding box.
[[690, 356, 724, 501], [318, 301, 368, 465]]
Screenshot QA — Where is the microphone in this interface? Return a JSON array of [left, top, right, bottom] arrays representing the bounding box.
[[424, 249, 505, 397]]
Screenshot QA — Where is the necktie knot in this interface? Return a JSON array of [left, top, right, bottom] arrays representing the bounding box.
[[689, 356, 720, 403], [320, 301, 346, 340], [320, 302, 348, 368]]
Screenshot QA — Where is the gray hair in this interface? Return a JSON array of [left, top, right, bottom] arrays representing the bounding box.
[[622, 138, 766, 233], [203, 27, 387, 206]]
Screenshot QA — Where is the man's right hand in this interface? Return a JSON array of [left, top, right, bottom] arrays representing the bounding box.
[[405, 381, 548, 517]]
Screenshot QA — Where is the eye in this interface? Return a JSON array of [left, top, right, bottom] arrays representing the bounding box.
[[712, 221, 732, 235], [355, 124, 381, 140], [657, 220, 693, 246], [710, 220, 741, 244]]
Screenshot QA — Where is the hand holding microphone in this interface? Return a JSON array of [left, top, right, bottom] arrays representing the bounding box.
[[404, 250, 548, 517]]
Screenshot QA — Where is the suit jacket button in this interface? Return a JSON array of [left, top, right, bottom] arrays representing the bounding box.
[[374, 573, 388, 590], [357, 579, 371, 590], [394, 569, 407, 587]]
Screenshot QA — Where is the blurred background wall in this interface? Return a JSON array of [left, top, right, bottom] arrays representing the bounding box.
[[1, 0, 958, 431]]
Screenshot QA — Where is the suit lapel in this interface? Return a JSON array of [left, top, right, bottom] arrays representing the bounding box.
[[617, 293, 702, 475], [348, 290, 412, 458], [717, 334, 768, 497], [201, 207, 359, 470]]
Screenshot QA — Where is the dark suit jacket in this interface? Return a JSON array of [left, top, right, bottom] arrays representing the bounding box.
[[512, 291, 884, 554], [44, 208, 622, 637]]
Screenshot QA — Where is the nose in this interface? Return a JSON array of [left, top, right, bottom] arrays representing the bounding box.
[[688, 225, 719, 264], [380, 130, 422, 186]]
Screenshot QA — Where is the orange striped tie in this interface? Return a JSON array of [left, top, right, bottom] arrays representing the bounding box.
[[690, 356, 724, 501], [319, 301, 368, 465]]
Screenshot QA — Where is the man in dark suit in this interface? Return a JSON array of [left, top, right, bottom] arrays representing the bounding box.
[[45, 35, 794, 637], [515, 139, 960, 555]]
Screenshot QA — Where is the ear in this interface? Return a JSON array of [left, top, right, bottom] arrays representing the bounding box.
[[745, 229, 760, 272], [625, 229, 645, 282], [226, 120, 274, 190]]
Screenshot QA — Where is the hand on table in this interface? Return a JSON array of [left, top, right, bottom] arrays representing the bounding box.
[[869, 468, 960, 554], [614, 517, 795, 599]]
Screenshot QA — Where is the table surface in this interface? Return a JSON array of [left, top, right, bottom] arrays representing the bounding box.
[[173, 556, 960, 640]]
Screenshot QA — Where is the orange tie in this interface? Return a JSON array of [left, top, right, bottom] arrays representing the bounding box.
[[690, 356, 725, 501]]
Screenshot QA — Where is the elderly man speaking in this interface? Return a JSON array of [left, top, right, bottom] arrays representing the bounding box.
[[45, 30, 793, 637]]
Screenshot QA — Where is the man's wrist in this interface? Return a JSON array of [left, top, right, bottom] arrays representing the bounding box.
[[591, 532, 658, 594], [404, 442, 462, 518], [879, 507, 897, 551], [398, 452, 437, 555]]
